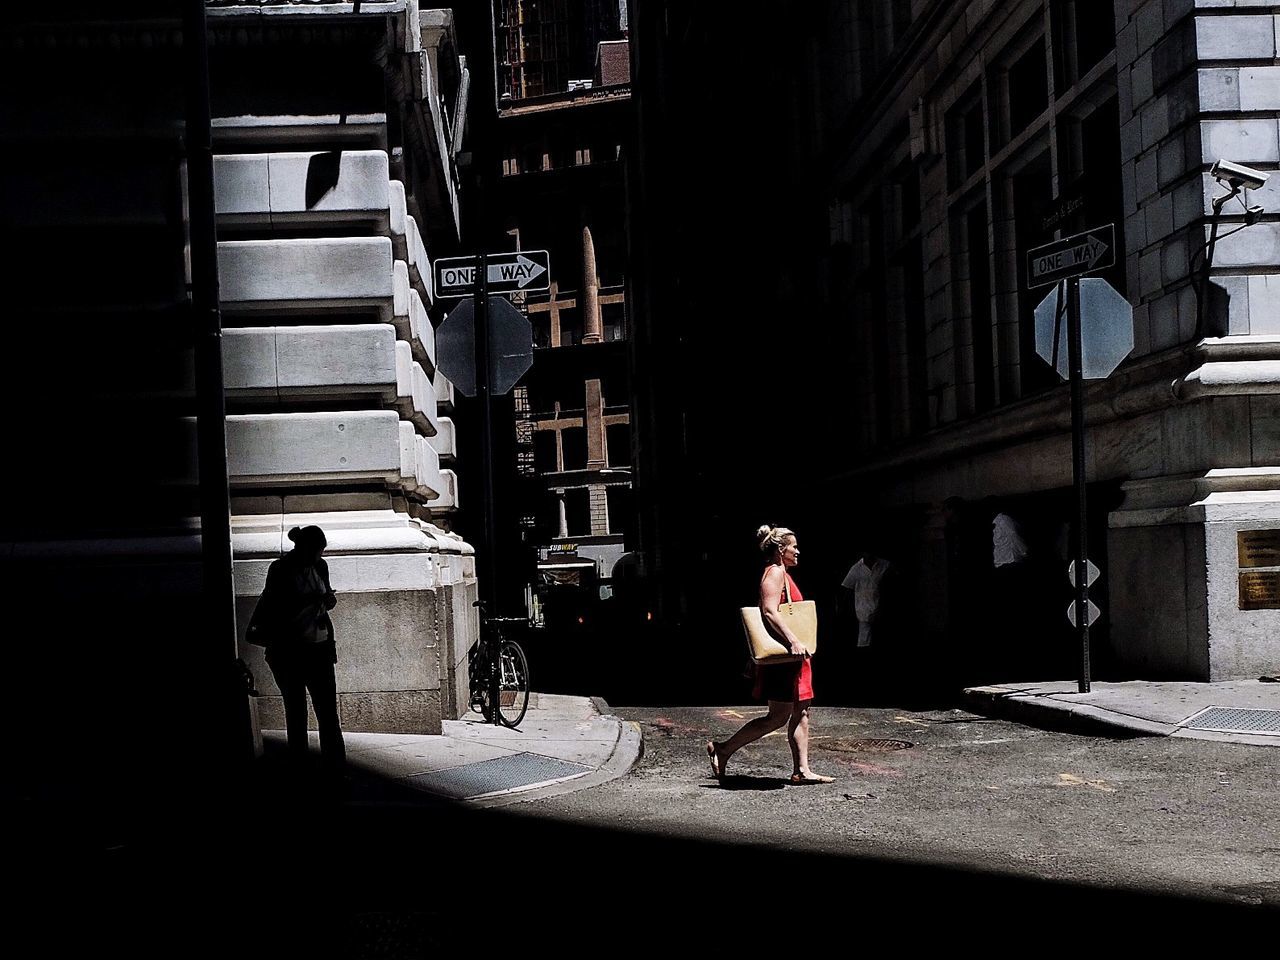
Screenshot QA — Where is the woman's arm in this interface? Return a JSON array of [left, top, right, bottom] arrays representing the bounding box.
[[317, 557, 337, 610], [760, 565, 806, 657], [246, 560, 283, 645]]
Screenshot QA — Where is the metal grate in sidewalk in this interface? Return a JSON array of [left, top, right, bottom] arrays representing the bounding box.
[[405, 753, 591, 800], [1180, 707, 1280, 735]]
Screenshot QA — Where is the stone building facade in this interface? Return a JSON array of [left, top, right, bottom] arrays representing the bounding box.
[[818, 0, 1278, 679], [209, 1, 478, 733]]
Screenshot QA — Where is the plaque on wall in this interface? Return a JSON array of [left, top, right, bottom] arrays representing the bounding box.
[[1237, 529, 1280, 568], [1239, 571, 1280, 610]]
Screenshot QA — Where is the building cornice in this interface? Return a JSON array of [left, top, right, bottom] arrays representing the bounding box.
[[499, 85, 631, 119], [824, 335, 1280, 487]]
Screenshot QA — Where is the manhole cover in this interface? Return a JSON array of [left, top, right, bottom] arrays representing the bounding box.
[[1181, 707, 1280, 735], [814, 738, 913, 753]]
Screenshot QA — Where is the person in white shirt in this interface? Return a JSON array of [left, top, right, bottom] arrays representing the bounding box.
[[992, 511, 1030, 568], [990, 506, 1034, 679], [840, 549, 892, 649]]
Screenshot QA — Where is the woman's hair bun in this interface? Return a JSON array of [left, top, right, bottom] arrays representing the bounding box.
[[288, 525, 328, 551], [757, 524, 793, 553]]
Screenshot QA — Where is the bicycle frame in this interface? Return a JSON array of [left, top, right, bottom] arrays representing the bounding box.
[[471, 602, 530, 727]]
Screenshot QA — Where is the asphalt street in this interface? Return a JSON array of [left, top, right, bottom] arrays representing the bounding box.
[[518, 704, 1280, 911], [16, 703, 1277, 955]]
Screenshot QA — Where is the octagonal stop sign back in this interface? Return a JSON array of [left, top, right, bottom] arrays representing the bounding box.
[[435, 296, 534, 397], [1034, 278, 1135, 381]]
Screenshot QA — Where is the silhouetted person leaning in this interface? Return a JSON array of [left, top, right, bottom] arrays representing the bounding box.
[[247, 525, 345, 781]]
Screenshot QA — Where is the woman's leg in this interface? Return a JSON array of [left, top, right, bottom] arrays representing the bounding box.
[[707, 700, 792, 778], [303, 649, 345, 773], [787, 700, 833, 782], [267, 651, 309, 759]]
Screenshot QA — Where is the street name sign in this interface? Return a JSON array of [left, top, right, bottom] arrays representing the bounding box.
[[1027, 224, 1115, 288], [1039, 191, 1086, 235], [434, 250, 551, 297]]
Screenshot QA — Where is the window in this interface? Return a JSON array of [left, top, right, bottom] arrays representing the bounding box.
[[534, 430, 558, 473], [1010, 151, 1057, 398], [900, 167, 921, 233], [606, 422, 630, 468], [876, 159, 930, 440], [987, 26, 1050, 153], [531, 313, 551, 349], [941, 1, 1125, 420], [899, 238, 929, 433], [536, 491, 562, 539], [860, 195, 892, 444], [602, 298, 626, 341], [947, 83, 984, 189], [523, 141, 545, 175], [559, 304, 583, 346], [892, 0, 912, 45], [1008, 39, 1049, 138], [1052, 0, 1115, 91], [1056, 93, 1127, 292], [956, 200, 995, 414], [606, 484, 634, 541], [564, 488, 590, 537], [561, 427, 587, 471], [855, 1, 878, 85]]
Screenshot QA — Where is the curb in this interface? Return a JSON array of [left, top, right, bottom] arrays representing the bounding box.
[[962, 687, 1169, 739]]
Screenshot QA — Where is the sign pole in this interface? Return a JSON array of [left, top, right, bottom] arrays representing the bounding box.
[[472, 251, 502, 723], [1066, 276, 1092, 693], [1030, 221, 1130, 691]]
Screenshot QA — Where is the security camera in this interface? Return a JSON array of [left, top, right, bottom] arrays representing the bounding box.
[[1210, 159, 1270, 191]]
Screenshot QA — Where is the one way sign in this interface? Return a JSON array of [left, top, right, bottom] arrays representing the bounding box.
[[434, 250, 551, 297], [1026, 225, 1115, 289]]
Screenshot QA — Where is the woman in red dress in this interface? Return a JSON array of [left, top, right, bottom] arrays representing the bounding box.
[[706, 525, 834, 784]]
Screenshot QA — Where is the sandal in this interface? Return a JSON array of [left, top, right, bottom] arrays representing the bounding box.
[[790, 772, 835, 785], [706, 741, 722, 781]]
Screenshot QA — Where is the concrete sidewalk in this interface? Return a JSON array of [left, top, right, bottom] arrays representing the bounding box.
[[963, 678, 1280, 746], [264, 693, 643, 807]]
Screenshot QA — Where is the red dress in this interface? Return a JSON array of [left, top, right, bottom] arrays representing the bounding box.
[[752, 571, 815, 703]]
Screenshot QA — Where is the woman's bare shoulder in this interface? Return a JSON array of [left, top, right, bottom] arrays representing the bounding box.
[[759, 563, 784, 595]]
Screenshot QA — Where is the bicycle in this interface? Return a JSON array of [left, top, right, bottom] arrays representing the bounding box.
[[469, 601, 531, 728]]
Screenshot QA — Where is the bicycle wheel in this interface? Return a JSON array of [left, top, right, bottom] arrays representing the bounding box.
[[469, 644, 495, 721], [495, 640, 530, 728]]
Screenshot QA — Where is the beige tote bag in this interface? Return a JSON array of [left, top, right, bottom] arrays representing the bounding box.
[[740, 574, 818, 663]]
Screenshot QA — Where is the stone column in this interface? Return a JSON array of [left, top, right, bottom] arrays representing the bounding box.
[[590, 484, 610, 536], [586, 378, 606, 469], [557, 490, 569, 539], [581, 224, 604, 343], [547, 280, 562, 347], [1105, 0, 1280, 679]]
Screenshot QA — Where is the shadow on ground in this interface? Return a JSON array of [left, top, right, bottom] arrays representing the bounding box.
[[13, 745, 1277, 956]]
